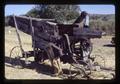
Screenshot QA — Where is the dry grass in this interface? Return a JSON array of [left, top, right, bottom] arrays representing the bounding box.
[[5, 27, 115, 79]]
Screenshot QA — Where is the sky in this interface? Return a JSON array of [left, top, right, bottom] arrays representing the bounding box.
[[5, 5, 115, 16], [5, 5, 35, 16], [80, 5, 115, 14]]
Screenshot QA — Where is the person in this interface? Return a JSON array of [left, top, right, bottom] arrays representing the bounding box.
[[34, 21, 63, 76]]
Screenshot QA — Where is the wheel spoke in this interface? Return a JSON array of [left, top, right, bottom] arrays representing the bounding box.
[[9, 46, 24, 69]]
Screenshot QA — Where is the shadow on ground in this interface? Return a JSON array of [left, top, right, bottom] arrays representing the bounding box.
[[103, 44, 115, 47], [5, 56, 78, 77]]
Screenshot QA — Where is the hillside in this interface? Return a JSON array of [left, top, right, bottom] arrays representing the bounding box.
[[90, 14, 115, 35], [89, 14, 115, 21]]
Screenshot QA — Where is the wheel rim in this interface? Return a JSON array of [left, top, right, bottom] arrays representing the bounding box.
[[9, 46, 24, 68]]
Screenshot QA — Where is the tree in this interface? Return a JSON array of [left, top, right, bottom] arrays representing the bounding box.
[[26, 5, 81, 23], [89, 14, 115, 35], [27, 8, 40, 18]]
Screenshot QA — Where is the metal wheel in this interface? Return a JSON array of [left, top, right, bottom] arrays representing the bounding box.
[[68, 39, 93, 79], [71, 39, 93, 59], [60, 35, 93, 79], [9, 46, 24, 69], [81, 40, 93, 57], [71, 39, 93, 68]]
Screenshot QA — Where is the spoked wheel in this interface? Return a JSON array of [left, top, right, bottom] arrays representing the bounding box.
[[71, 39, 93, 59], [71, 39, 93, 67], [9, 46, 24, 69], [68, 39, 94, 79]]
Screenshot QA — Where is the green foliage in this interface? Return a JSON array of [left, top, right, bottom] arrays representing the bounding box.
[[27, 8, 40, 18], [26, 5, 80, 23], [89, 14, 115, 35], [6, 5, 115, 35]]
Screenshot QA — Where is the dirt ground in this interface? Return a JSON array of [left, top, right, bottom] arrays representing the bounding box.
[[5, 27, 115, 80]]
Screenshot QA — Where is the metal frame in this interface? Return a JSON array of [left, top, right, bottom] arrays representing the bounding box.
[[10, 15, 105, 79]]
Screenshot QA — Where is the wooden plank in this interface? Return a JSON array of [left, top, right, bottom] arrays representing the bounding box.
[[13, 14, 24, 53]]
